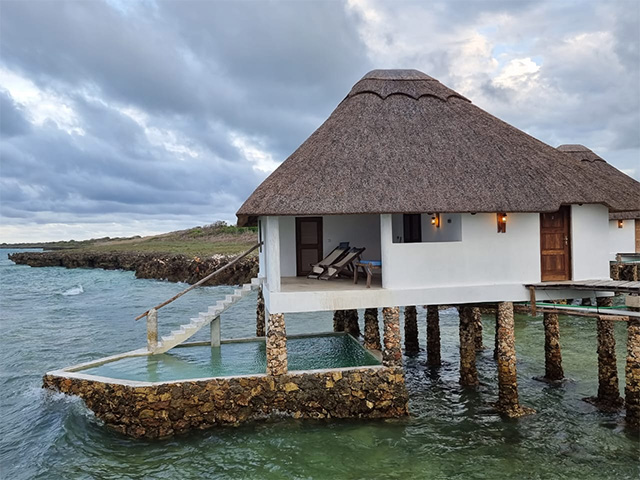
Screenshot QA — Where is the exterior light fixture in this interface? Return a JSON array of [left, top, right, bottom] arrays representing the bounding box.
[[431, 213, 440, 228], [618, 219, 624, 228], [497, 212, 507, 233]]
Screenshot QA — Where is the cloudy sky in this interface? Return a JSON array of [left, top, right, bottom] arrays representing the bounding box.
[[1, 0, 638, 242]]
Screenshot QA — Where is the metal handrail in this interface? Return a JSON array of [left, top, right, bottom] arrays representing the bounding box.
[[134, 242, 262, 321]]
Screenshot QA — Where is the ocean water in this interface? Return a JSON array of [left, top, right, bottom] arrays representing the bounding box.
[[0, 248, 638, 479]]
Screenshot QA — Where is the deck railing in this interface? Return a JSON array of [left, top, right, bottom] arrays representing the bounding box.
[[134, 242, 262, 349]]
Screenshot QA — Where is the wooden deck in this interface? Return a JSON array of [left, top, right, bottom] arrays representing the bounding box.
[[525, 279, 640, 295]]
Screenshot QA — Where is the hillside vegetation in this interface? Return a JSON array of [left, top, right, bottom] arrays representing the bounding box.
[[2, 221, 258, 257]]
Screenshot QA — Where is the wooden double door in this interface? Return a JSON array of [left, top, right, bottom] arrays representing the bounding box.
[[296, 217, 323, 276], [540, 206, 572, 282]]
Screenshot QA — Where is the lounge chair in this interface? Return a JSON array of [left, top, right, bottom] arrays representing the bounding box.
[[307, 243, 350, 279], [318, 247, 366, 281]]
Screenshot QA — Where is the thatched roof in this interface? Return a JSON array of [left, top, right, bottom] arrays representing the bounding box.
[[238, 69, 636, 224], [556, 144, 640, 221]]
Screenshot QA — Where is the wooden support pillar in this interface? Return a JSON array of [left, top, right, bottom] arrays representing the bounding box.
[[256, 286, 265, 337], [543, 311, 564, 381], [382, 307, 402, 367], [266, 312, 287, 375], [472, 307, 483, 352], [363, 308, 381, 351], [210, 316, 221, 348], [333, 310, 345, 332], [146, 308, 158, 351], [625, 317, 640, 430], [404, 306, 419, 354], [458, 305, 479, 386], [345, 309, 361, 338], [495, 302, 534, 417], [426, 305, 441, 367]]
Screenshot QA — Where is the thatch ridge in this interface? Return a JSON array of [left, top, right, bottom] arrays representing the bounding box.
[[238, 69, 637, 223], [557, 144, 640, 220]]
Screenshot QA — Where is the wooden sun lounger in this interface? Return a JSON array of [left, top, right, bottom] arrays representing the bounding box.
[[318, 247, 366, 281], [307, 243, 350, 279]]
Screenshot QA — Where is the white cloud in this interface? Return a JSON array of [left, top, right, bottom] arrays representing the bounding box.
[[229, 132, 279, 173], [0, 68, 85, 135]]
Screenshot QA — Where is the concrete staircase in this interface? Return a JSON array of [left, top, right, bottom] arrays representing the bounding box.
[[151, 277, 260, 354]]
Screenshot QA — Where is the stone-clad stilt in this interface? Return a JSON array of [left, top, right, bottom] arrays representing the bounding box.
[[426, 305, 441, 367], [493, 310, 499, 361], [404, 306, 419, 354], [256, 286, 265, 337], [333, 310, 345, 332], [472, 307, 483, 352], [458, 305, 479, 386], [345, 309, 361, 338], [266, 312, 287, 376], [584, 316, 623, 410], [382, 307, 402, 367], [584, 297, 623, 409], [625, 317, 640, 430], [543, 311, 564, 381], [363, 308, 382, 351], [495, 302, 534, 417]]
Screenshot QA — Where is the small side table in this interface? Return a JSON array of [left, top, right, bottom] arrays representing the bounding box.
[[353, 260, 381, 288]]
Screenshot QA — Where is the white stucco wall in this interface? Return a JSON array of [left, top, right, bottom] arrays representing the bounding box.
[[608, 218, 635, 259], [571, 204, 610, 280], [391, 213, 462, 243], [381, 212, 542, 290], [279, 216, 297, 277], [323, 214, 381, 260]]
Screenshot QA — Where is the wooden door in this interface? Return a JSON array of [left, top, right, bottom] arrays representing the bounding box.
[[403, 214, 422, 243], [296, 217, 323, 276], [540, 206, 572, 281]]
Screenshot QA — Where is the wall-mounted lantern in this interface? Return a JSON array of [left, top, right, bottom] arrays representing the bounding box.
[[618, 219, 624, 228], [497, 212, 507, 233], [431, 213, 440, 228]]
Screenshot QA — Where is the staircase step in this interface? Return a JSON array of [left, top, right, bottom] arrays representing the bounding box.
[[151, 277, 261, 355]]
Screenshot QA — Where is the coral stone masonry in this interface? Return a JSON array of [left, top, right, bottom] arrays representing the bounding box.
[[43, 366, 409, 439]]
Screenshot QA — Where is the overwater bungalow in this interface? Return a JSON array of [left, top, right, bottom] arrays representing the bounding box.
[[44, 69, 640, 437]]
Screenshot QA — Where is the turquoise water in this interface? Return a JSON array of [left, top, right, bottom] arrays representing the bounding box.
[[1, 248, 638, 479], [79, 335, 380, 382]]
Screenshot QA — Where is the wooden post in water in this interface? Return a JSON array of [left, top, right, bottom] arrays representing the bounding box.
[[382, 307, 402, 367], [147, 308, 158, 351], [459, 305, 478, 386], [266, 312, 287, 376], [363, 308, 381, 351], [256, 286, 265, 337], [426, 305, 441, 367], [625, 317, 640, 430], [211, 316, 221, 348], [495, 302, 534, 417], [404, 306, 419, 354]]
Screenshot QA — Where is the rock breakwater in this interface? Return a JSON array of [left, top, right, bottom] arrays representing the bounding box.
[[8, 251, 258, 285]]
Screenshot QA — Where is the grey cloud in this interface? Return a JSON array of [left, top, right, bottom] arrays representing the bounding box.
[[0, 90, 30, 137]]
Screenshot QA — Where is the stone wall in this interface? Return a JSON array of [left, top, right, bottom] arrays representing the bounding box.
[[43, 367, 409, 439]]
